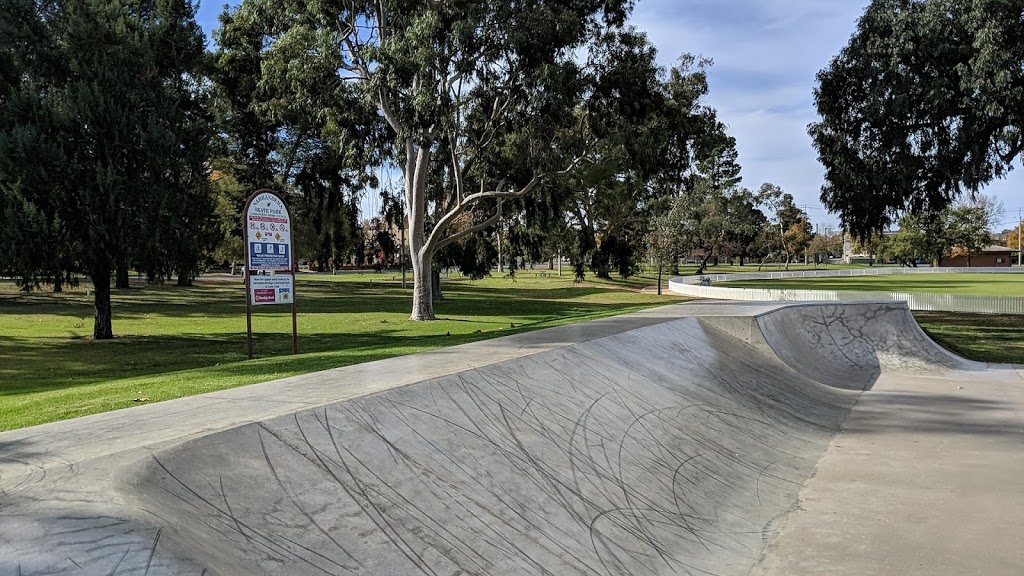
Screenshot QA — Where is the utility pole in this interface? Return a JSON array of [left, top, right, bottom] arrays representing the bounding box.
[[1018, 208, 1022, 267]]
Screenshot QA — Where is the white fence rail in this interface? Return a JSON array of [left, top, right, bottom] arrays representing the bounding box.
[[668, 267, 1024, 315]]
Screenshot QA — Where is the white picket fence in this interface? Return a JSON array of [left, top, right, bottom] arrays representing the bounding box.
[[668, 267, 1024, 315]]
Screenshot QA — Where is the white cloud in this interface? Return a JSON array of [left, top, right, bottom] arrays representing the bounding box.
[[631, 0, 1024, 224]]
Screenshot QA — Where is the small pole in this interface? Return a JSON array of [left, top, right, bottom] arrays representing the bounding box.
[[1018, 208, 1022, 267], [243, 219, 253, 360], [291, 275, 298, 354], [291, 239, 298, 355]]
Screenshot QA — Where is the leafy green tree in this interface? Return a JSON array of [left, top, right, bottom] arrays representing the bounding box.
[[878, 214, 932, 267], [807, 227, 843, 267], [690, 121, 742, 191], [219, 1, 662, 319], [717, 189, 765, 266], [0, 0, 213, 338], [810, 0, 1024, 237], [670, 182, 758, 274], [755, 184, 809, 269], [563, 55, 732, 281], [944, 204, 993, 266], [210, 168, 246, 274], [645, 210, 682, 295]]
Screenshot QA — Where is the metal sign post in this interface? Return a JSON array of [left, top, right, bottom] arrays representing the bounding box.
[[243, 189, 298, 359]]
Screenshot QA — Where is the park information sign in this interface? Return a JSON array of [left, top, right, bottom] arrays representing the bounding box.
[[246, 191, 292, 270], [243, 189, 297, 358]]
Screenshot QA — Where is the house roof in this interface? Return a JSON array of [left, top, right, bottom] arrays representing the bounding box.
[[981, 245, 1018, 253]]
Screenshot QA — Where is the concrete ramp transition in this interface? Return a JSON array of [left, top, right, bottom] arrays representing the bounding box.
[[1, 302, 1020, 575]]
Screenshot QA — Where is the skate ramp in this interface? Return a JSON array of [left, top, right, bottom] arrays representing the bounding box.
[[0, 302, 1010, 575], [753, 302, 982, 390]]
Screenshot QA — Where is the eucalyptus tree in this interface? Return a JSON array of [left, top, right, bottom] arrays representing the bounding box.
[[563, 54, 726, 281], [810, 0, 1024, 237], [0, 0, 213, 339], [755, 184, 810, 269], [219, 0, 660, 319]]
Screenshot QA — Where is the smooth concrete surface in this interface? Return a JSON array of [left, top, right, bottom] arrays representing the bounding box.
[[1, 301, 1020, 575], [750, 370, 1024, 576]]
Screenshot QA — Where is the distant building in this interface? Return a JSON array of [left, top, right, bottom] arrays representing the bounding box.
[[940, 245, 1019, 267]]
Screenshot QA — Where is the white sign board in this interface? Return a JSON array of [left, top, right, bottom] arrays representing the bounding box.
[[246, 191, 292, 271], [250, 274, 294, 306]]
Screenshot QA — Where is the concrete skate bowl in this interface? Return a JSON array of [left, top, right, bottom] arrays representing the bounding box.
[[749, 302, 983, 391], [0, 302, 995, 576]]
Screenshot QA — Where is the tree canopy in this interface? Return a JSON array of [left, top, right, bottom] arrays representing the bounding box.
[[0, 0, 213, 338], [218, 0, 671, 319], [810, 0, 1024, 238]]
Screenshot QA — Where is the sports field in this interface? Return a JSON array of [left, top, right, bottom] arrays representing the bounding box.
[[721, 272, 1024, 296]]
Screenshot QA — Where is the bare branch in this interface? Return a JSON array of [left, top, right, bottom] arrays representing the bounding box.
[[433, 206, 502, 252]]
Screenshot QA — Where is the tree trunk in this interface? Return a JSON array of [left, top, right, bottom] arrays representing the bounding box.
[[657, 264, 663, 296], [115, 260, 130, 289], [409, 248, 435, 320], [176, 273, 192, 287], [695, 252, 713, 275], [431, 269, 444, 301], [53, 273, 63, 293], [497, 227, 503, 273], [93, 272, 114, 340]]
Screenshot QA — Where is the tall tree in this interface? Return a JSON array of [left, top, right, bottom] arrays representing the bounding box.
[[0, 0, 213, 338], [717, 189, 765, 266], [944, 203, 995, 267], [810, 0, 1024, 237], [755, 183, 809, 269], [562, 55, 730, 281], [645, 209, 682, 295], [220, 0, 660, 319], [670, 183, 758, 274]]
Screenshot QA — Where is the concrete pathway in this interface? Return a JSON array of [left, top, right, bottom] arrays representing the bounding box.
[[752, 369, 1024, 575]]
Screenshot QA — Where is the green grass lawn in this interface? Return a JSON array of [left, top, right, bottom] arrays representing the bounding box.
[[0, 272, 681, 431], [915, 312, 1024, 364], [721, 273, 1024, 297]]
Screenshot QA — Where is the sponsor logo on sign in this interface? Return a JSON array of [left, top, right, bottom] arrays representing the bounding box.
[[254, 288, 276, 303]]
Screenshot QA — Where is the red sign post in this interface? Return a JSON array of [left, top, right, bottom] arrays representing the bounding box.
[[243, 189, 298, 359]]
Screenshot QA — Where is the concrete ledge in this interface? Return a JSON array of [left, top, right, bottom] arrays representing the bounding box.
[[669, 268, 1024, 314]]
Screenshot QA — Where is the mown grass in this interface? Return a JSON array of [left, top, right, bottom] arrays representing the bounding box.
[[915, 312, 1024, 364], [721, 272, 1024, 297], [0, 272, 682, 431]]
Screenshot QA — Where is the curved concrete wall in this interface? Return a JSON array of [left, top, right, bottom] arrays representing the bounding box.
[[669, 268, 1024, 314]]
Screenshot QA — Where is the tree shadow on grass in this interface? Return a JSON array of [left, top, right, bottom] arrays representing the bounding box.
[[0, 299, 640, 398], [0, 277, 638, 321]]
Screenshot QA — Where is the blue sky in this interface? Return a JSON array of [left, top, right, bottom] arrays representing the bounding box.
[[195, 1, 1024, 232]]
